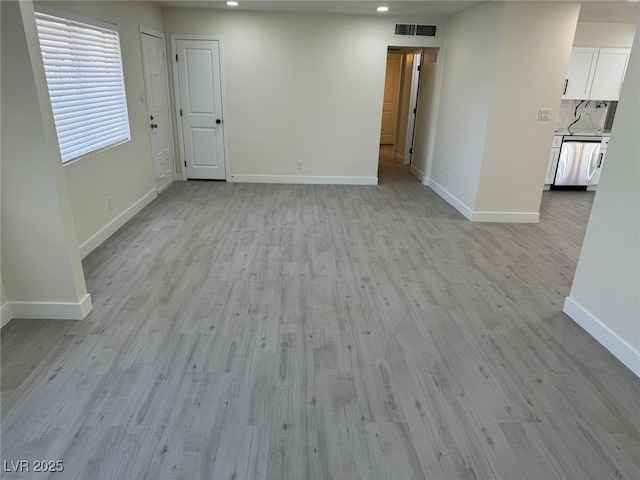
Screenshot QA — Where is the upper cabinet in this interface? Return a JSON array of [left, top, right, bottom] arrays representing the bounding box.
[[563, 47, 630, 101], [590, 48, 631, 101], [563, 47, 598, 100]]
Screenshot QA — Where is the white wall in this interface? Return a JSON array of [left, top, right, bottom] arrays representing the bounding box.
[[564, 16, 640, 377], [474, 1, 580, 218], [573, 22, 636, 47], [429, 1, 580, 222], [35, 1, 165, 249], [162, 8, 444, 183], [1, 0, 90, 319], [428, 1, 506, 212]]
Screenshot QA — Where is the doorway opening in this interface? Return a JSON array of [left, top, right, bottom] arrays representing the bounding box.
[[378, 47, 440, 185]]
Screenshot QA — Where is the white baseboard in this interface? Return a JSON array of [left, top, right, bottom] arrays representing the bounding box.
[[229, 174, 378, 185], [426, 179, 539, 223], [79, 189, 157, 259], [425, 179, 474, 220], [157, 179, 175, 195], [563, 297, 640, 378], [1, 302, 13, 328], [471, 211, 540, 223], [8, 294, 92, 321], [410, 165, 424, 181]]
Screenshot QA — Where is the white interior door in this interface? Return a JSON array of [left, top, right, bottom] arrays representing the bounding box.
[[175, 39, 226, 180], [141, 30, 175, 192], [404, 52, 422, 166]]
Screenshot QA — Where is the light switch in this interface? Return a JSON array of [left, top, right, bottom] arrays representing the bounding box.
[[538, 108, 551, 121]]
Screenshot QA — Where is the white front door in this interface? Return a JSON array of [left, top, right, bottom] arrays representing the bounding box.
[[175, 39, 226, 180], [141, 31, 175, 192]]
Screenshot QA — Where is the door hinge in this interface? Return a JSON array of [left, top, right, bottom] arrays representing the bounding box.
[[413, 108, 417, 114], [417, 65, 421, 71], [180, 108, 183, 117], [175, 54, 178, 62], [409, 148, 413, 154], [184, 160, 187, 167]]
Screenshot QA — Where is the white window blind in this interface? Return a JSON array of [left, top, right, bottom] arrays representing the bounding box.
[[35, 10, 131, 163]]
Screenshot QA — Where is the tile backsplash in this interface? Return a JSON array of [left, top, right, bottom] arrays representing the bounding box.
[[556, 99, 610, 134]]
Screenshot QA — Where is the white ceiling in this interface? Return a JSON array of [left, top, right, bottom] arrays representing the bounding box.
[[156, 0, 640, 24], [157, 1, 486, 17]]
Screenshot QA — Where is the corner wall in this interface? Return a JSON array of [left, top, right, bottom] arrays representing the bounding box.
[[563, 16, 640, 377], [427, 1, 505, 214], [1, 0, 90, 321], [428, 1, 580, 222], [474, 1, 580, 220]]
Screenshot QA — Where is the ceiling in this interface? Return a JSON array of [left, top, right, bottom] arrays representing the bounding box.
[[156, 0, 640, 24], [157, 1, 486, 17]]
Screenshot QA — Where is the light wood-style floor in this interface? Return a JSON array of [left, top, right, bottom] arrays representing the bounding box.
[[2, 150, 639, 479]]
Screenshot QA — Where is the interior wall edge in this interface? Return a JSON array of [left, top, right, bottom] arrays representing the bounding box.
[[563, 297, 640, 378]]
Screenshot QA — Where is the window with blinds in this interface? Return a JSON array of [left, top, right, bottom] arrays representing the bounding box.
[[35, 10, 131, 163]]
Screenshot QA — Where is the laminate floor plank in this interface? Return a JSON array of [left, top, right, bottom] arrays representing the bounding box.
[[2, 147, 639, 479]]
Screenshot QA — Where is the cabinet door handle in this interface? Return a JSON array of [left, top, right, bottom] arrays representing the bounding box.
[[563, 79, 568, 95], [597, 152, 603, 168]]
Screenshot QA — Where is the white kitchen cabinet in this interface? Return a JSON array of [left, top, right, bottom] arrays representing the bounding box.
[[545, 148, 561, 186], [590, 48, 630, 101], [588, 138, 609, 189], [563, 48, 598, 100], [563, 47, 630, 101], [544, 136, 563, 187]]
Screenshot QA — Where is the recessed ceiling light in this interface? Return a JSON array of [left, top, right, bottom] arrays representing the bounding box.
[[227, 1, 239, 6], [377, 6, 389, 13]]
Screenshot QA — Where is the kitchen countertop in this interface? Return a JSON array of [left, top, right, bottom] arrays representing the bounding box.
[[554, 130, 611, 137]]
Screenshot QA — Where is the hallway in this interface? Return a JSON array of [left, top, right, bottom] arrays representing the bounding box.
[[377, 145, 422, 185]]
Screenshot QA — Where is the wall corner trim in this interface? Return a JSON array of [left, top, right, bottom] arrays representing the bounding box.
[[79, 189, 158, 259], [425, 179, 474, 220], [229, 175, 378, 186], [410, 165, 424, 181], [426, 179, 540, 223], [1, 303, 13, 328], [7, 293, 93, 322], [563, 296, 640, 378], [471, 211, 540, 223]]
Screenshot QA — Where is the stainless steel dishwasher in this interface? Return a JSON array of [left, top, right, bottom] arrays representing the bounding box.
[[552, 136, 602, 189]]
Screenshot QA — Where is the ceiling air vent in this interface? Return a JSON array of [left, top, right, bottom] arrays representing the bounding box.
[[395, 23, 438, 37]]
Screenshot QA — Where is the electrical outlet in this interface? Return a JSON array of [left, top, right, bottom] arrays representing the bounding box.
[[538, 108, 551, 121], [296, 161, 303, 170], [445, 172, 449, 183], [107, 197, 113, 211]]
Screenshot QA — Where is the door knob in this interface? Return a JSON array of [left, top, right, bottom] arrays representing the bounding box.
[[216, 119, 222, 124], [150, 123, 158, 129]]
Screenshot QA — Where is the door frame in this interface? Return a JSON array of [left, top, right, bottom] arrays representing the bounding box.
[[170, 34, 231, 181], [139, 26, 176, 193]]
